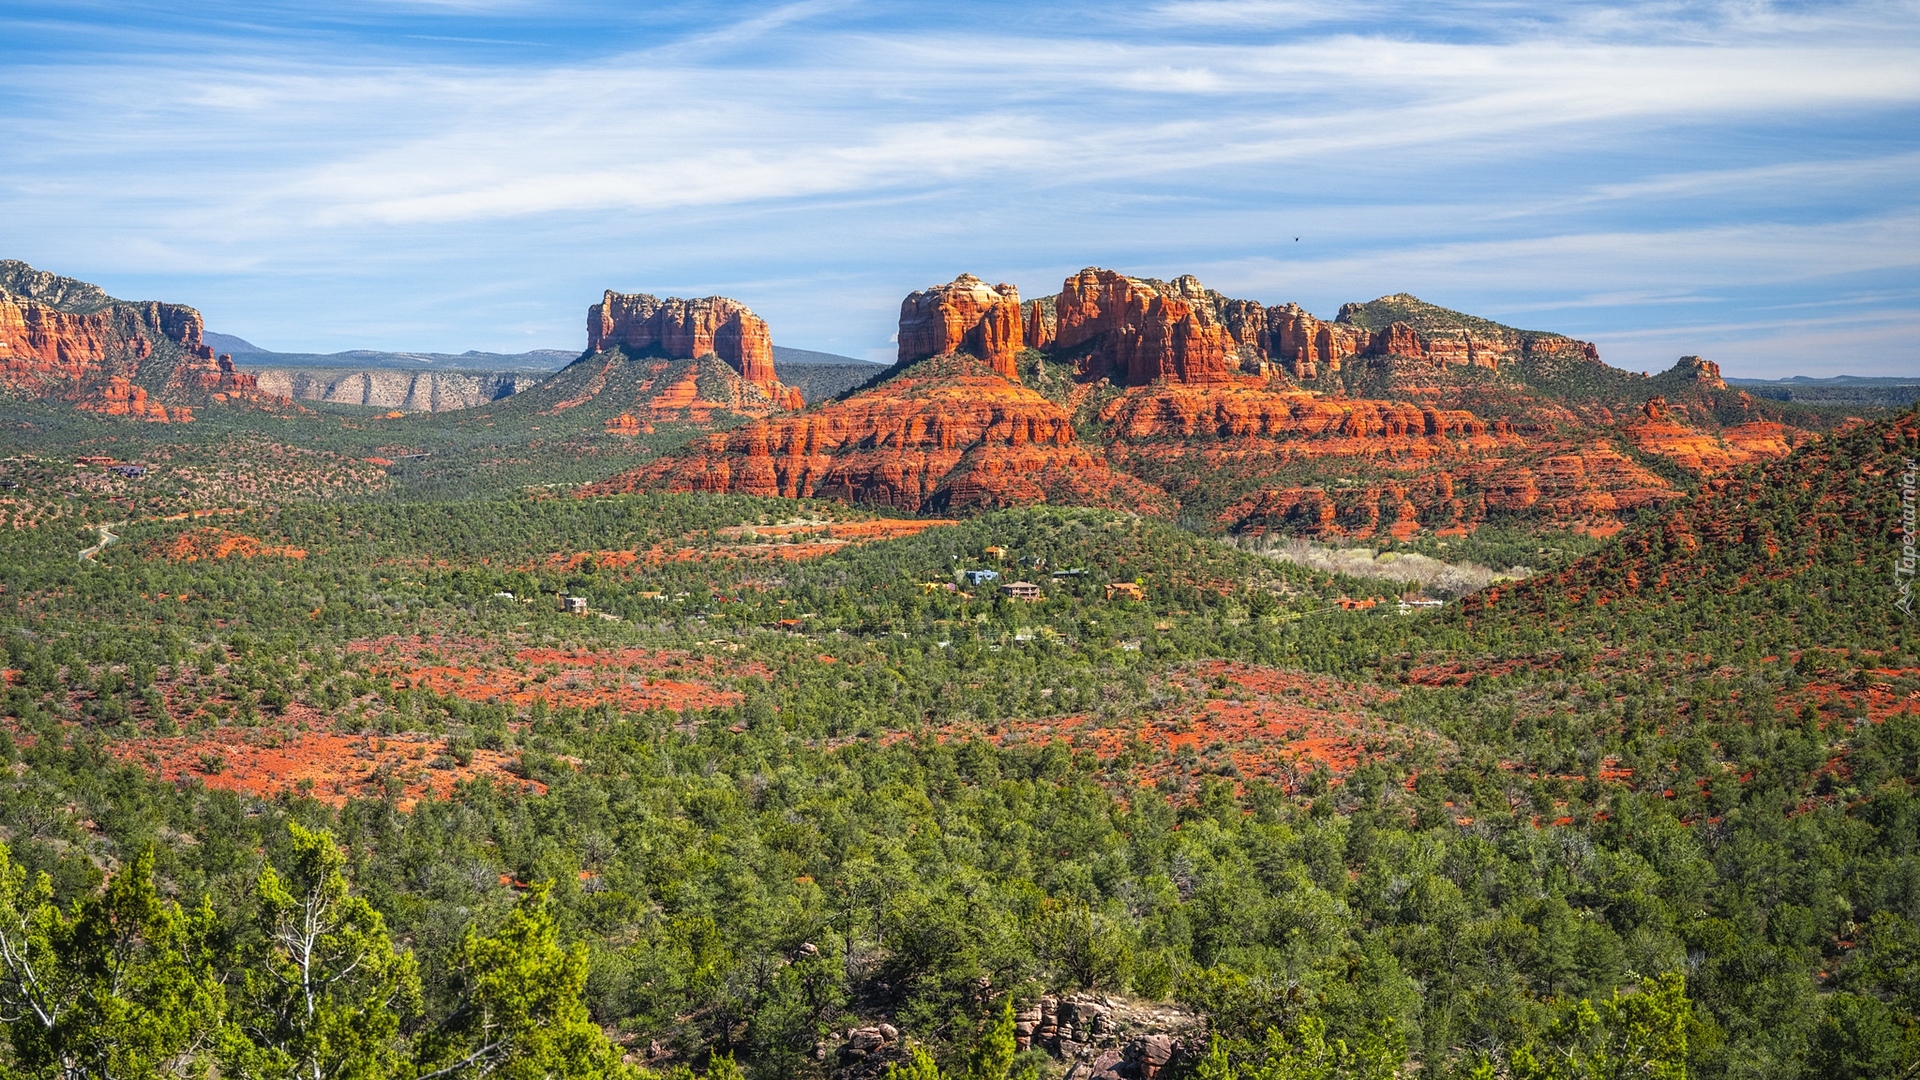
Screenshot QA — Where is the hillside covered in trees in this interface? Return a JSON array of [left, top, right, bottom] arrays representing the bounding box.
[[0, 404, 1914, 1080]]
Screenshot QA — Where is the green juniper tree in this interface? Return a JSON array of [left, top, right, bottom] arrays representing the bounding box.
[[0, 844, 225, 1080]]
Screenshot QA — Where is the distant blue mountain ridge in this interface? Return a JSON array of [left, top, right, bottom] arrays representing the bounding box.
[[205, 332, 878, 372]]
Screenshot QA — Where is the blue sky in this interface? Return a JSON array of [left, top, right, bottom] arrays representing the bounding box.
[[2, 1, 1917, 376]]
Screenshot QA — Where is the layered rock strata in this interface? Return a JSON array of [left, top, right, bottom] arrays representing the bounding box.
[[582, 354, 1171, 514], [587, 290, 795, 404], [1052, 269, 1236, 386], [0, 260, 269, 420], [251, 368, 535, 412], [898, 274, 1024, 379]]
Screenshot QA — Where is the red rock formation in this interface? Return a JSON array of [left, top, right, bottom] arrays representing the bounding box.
[[1676, 356, 1726, 388], [1423, 333, 1510, 370], [0, 292, 211, 390], [1263, 303, 1366, 379], [1024, 299, 1057, 351], [1052, 269, 1234, 386], [897, 274, 1024, 379], [539, 352, 797, 423], [0, 265, 269, 421], [587, 291, 787, 397], [1620, 393, 1805, 475], [583, 354, 1171, 515], [166, 353, 261, 402], [1096, 383, 1495, 443], [77, 376, 191, 422], [1368, 321, 1427, 359]]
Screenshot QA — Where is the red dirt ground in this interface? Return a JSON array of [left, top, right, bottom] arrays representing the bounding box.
[[109, 714, 541, 810], [926, 660, 1437, 796], [161, 527, 307, 562], [67, 633, 765, 809], [351, 637, 763, 713], [535, 517, 958, 572]]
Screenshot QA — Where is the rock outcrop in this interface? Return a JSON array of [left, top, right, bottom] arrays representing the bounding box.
[[1264, 303, 1367, 379], [1674, 355, 1726, 388], [587, 290, 795, 404], [523, 353, 799, 426], [0, 260, 274, 420], [1024, 297, 1057, 351], [76, 376, 192, 422], [831, 996, 1199, 1080], [898, 274, 1024, 379], [251, 368, 535, 412], [1052, 269, 1235, 386], [1620, 394, 1805, 474], [581, 272, 1831, 539], [582, 353, 1172, 515]]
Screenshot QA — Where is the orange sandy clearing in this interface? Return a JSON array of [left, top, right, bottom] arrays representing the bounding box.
[[1780, 664, 1920, 728], [110, 725, 543, 810], [719, 519, 959, 541], [163, 527, 307, 562], [352, 639, 764, 714], [538, 518, 958, 572], [931, 661, 1436, 794]]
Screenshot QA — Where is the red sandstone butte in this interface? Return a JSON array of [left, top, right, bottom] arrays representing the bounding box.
[[582, 354, 1171, 515], [898, 274, 1024, 379], [1051, 268, 1235, 387], [587, 291, 787, 397], [0, 260, 273, 420]]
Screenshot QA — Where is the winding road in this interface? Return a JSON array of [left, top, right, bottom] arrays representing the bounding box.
[[78, 521, 123, 562]]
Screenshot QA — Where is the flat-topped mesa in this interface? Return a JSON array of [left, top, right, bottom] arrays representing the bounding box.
[[898, 274, 1024, 379], [0, 284, 214, 380], [1052, 268, 1236, 386], [587, 291, 784, 396]]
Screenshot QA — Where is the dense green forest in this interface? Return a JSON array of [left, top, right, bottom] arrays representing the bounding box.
[[0, 411, 1915, 1080]]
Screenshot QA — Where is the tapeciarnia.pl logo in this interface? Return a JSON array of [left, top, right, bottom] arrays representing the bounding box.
[[1899, 457, 1917, 616]]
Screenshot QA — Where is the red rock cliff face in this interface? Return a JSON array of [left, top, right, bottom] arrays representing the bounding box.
[[0, 294, 213, 390], [1264, 303, 1368, 379], [582, 354, 1170, 515], [0, 263, 266, 421], [1024, 299, 1057, 351], [587, 291, 782, 395], [897, 275, 1024, 379], [1052, 268, 1234, 386]]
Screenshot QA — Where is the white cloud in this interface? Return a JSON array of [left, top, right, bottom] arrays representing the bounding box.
[[0, 1, 1914, 363]]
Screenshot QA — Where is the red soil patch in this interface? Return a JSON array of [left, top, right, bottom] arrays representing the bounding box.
[[162, 527, 307, 562], [1777, 665, 1920, 727], [926, 661, 1434, 795], [1402, 655, 1560, 687], [110, 720, 541, 811], [720, 519, 957, 541], [536, 518, 958, 572], [352, 638, 762, 714]]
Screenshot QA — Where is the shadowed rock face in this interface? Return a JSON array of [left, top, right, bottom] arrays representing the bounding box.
[[897, 274, 1024, 379], [587, 291, 783, 395]]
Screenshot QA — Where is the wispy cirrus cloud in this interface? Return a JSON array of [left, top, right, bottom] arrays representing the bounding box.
[[0, 0, 1914, 374]]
